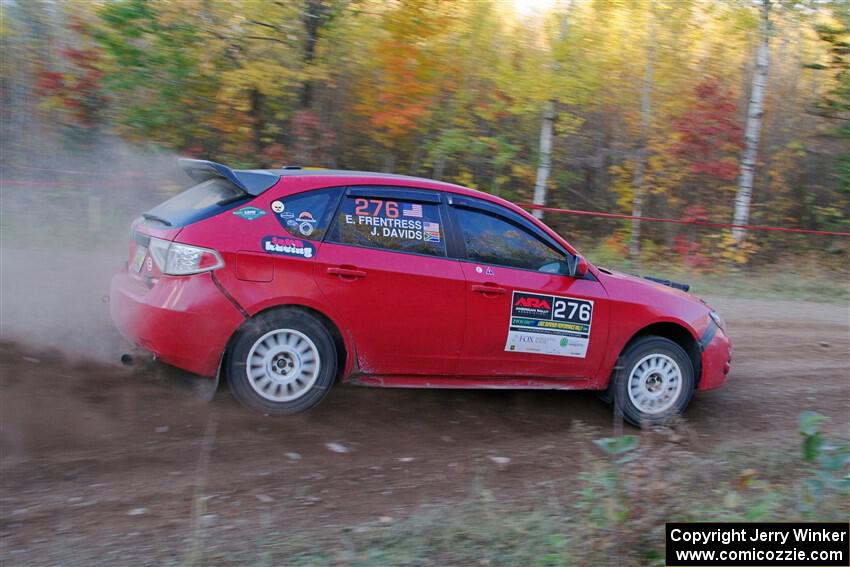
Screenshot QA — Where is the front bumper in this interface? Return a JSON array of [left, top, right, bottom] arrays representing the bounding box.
[[698, 323, 732, 390], [109, 269, 244, 376]]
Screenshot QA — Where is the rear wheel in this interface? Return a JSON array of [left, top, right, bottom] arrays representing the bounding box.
[[613, 336, 695, 427], [227, 310, 337, 415]]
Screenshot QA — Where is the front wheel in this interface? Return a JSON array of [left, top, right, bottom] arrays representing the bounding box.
[[226, 309, 337, 415], [613, 336, 695, 427]]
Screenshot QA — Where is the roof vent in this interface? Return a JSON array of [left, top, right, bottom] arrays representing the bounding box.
[[281, 165, 302, 170]]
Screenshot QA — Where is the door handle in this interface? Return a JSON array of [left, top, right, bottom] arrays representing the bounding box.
[[471, 284, 507, 295], [327, 266, 367, 279]]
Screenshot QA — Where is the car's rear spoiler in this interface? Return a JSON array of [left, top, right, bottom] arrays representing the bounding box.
[[178, 158, 280, 196]]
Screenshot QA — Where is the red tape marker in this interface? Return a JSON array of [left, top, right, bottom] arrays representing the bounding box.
[[521, 203, 850, 237]]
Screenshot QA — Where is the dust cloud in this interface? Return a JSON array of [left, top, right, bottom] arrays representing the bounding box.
[[0, 129, 187, 363]]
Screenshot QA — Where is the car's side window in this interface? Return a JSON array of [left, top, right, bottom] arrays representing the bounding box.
[[453, 207, 567, 272], [270, 187, 342, 241], [329, 194, 446, 257]]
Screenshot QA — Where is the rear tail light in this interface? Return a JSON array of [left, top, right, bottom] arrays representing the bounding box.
[[149, 237, 224, 276]]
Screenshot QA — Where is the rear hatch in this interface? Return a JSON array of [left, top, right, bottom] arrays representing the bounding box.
[[128, 160, 279, 282]]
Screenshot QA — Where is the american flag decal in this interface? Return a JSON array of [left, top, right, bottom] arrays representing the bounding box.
[[423, 221, 441, 242], [402, 203, 423, 218]]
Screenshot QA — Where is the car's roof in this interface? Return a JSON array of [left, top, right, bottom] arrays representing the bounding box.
[[238, 167, 514, 207], [243, 167, 467, 189]]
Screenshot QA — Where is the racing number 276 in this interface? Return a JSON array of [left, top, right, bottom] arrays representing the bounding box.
[[553, 299, 591, 322], [354, 198, 399, 218]]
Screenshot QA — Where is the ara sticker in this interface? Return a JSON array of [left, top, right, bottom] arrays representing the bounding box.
[[504, 291, 593, 358], [233, 206, 267, 221], [261, 235, 315, 259], [271, 200, 285, 213]]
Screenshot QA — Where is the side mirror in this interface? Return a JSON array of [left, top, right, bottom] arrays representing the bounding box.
[[573, 255, 588, 278]]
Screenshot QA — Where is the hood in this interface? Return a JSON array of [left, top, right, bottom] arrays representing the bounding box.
[[596, 267, 706, 305]]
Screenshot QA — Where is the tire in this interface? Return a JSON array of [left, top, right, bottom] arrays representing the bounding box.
[[226, 309, 337, 415], [613, 336, 695, 427]]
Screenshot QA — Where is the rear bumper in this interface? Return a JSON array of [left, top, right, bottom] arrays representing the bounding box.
[[109, 269, 244, 376], [698, 324, 732, 391]]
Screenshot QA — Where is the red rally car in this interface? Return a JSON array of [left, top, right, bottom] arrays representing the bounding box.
[[110, 160, 732, 426]]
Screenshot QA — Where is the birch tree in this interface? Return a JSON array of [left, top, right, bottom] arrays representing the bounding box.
[[531, 1, 571, 221], [629, 1, 656, 260], [733, 0, 771, 244], [531, 100, 555, 219]]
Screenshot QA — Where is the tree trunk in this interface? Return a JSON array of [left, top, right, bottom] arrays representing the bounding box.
[[733, 1, 771, 244], [532, 100, 555, 220], [532, 3, 570, 221], [629, 153, 645, 260], [629, 4, 655, 260], [250, 88, 266, 165], [433, 154, 446, 179], [382, 152, 396, 173], [300, 0, 325, 110]]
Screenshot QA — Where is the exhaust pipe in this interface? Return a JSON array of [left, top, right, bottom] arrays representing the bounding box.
[[120, 353, 134, 366]]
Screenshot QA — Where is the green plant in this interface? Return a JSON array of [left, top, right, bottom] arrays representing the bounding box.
[[798, 410, 850, 514]]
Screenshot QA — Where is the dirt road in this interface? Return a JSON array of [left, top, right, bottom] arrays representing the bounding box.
[[1, 296, 848, 565]]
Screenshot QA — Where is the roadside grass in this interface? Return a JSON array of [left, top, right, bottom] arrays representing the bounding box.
[[185, 416, 849, 567], [644, 264, 849, 304]]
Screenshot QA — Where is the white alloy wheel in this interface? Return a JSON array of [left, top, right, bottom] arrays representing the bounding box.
[[626, 353, 683, 415], [246, 329, 321, 402]]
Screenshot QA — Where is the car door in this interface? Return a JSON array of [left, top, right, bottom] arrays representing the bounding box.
[[446, 195, 610, 380], [314, 187, 466, 376]]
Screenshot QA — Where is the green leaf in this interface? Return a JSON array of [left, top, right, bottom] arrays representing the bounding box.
[[594, 435, 639, 455], [799, 411, 827, 437], [803, 433, 824, 462]]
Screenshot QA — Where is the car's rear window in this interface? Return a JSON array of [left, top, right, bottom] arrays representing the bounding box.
[[270, 187, 342, 241], [144, 179, 250, 227]]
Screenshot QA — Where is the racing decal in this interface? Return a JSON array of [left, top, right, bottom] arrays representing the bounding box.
[[402, 203, 422, 217], [504, 291, 593, 358], [423, 221, 440, 242], [344, 198, 440, 243], [272, 203, 316, 236], [268, 188, 339, 241], [296, 211, 317, 236], [233, 206, 267, 221], [261, 235, 315, 259]]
